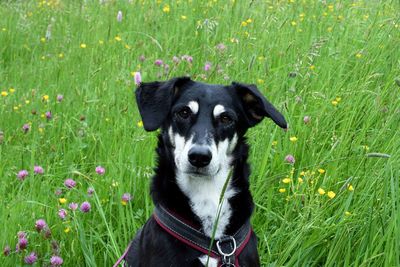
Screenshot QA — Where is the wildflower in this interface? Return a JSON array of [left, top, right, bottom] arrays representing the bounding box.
[[271, 141, 278, 146], [327, 191, 336, 199], [356, 53, 362, 58], [24, 252, 38, 265], [58, 209, 67, 220], [18, 237, 28, 250], [172, 56, 180, 64], [1, 91, 8, 97], [278, 188, 286, 193], [64, 178, 76, 189], [257, 79, 264, 85], [64, 227, 70, 233], [58, 53, 64, 58], [331, 100, 338, 106], [134, 72, 142, 86], [95, 166, 105, 175], [117, 10, 123, 22], [347, 184, 354, 191], [318, 188, 326, 195], [204, 62, 212, 72], [35, 219, 47, 232], [40, 37, 46, 43], [17, 170, 29, 180], [42, 95, 49, 102], [50, 256, 63, 266], [80, 43, 87, 48], [115, 35, 122, 42], [45, 111, 52, 120], [345, 211, 351, 216], [98, 40, 104, 45], [44, 228, 52, 239], [55, 189, 62, 196], [241, 21, 248, 27], [155, 59, 163, 66], [162, 4, 170, 13], [9, 88, 15, 93], [298, 177, 304, 183], [3, 245, 10, 256], [303, 116, 310, 124], [59, 198, 67, 204], [87, 187, 95, 197], [318, 169, 325, 174], [290, 136, 298, 142], [139, 55, 146, 62], [327, 27, 333, 32], [285, 154, 295, 164], [282, 178, 291, 184], [181, 15, 187, 20], [80, 201, 91, 213], [137, 120, 143, 127], [34, 165, 44, 174], [291, 21, 297, 26], [57, 94, 64, 102], [182, 55, 193, 63], [216, 43, 226, 52], [309, 65, 315, 71], [121, 193, 132, 205], [22, 124, 30, 133], [69, 202, 78, 210]]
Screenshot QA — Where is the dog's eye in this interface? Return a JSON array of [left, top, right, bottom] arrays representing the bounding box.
[[176, 107, 192, 120], [219, 114, 233, 125]]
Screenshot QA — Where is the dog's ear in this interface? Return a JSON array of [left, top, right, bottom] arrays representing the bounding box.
[[232, 82, 287, 129], [136, 77, 191, 131]]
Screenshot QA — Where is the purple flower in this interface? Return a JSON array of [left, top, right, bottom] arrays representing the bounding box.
[[80, 201, 91, 213], [17, 170, 29, 180], [54, 188, 62, 196], [172, 56, 180, 64], [64, 178, 76, 189], [34, 165, 44, 174], [57, 94, 64, 102], [164, 64, 170, 72], [69, 202, 78, 210], [138, 55, 146, 62], [285, 154, 295, 164], [35, 219, 47, 232], [182, 55, 193, 63], [154, 59, 163, 66], [45, 111, 52, 120], [121, 193, 132, 203], [50, 256, 63, 266], [134, 72, 141, 86], [24, 252, 38, 265], [58, 209, 67, 220], [95, 166, 105, 175], [18, 237, 28, 250], [3, 245, 10, 256], [117, 10, 123, 22], [22, 124, 30, 133], [303, 116, 311, 124], [216, 43, 226, 52], [17, 231, 27, 239], [87, 187, 95, 197], [204, 62, 212, 72], [44, 228, 52, 239]]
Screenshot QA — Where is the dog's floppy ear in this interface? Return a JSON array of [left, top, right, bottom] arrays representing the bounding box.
[[232, 82, 287, 129], [136, 77, 191, 131]]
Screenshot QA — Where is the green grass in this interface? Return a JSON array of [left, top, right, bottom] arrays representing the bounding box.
[[1, 0, 399, 266]]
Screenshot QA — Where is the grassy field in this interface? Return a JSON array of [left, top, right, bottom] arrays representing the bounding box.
[[1, 0, 399, 266]]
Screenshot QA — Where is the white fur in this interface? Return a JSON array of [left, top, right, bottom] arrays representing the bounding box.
[[198, 255, 218, 267], [188, 101, 199, 114], [213, 104, 225, 117]]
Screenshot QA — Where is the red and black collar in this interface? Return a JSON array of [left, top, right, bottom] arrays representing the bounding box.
[[153, 205, 252, 267]]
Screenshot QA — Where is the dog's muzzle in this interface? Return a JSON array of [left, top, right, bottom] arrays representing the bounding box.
[[188, 146, 212, 168]]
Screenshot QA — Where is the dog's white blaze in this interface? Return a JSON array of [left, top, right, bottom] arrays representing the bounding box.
[[213, 104, 225, 117], [198, 255, 218, 267], [188, 101, 199, 114]]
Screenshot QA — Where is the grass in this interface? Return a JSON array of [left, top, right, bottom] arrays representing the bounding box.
[[0, 0, 399, 266]]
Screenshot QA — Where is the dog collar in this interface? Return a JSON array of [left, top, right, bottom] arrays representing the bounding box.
[[153, 205, 252, 266]]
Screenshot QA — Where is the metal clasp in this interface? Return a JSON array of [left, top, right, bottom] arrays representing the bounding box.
[[216, 236, 237, 266]]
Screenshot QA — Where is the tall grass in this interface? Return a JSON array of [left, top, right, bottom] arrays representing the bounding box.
[[0, 0, 399, 266]]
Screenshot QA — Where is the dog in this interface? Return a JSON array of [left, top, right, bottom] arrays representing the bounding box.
[[124, 77, 287, 267]]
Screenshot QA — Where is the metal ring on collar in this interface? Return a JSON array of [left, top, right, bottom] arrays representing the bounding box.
[[216, 236, 237, 257]]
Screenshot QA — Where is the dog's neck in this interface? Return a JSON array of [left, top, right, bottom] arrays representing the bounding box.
[[150, 132, 254, 237]]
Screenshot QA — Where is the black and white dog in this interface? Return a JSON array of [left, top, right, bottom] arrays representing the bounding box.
[[125, 77, 287, 266]]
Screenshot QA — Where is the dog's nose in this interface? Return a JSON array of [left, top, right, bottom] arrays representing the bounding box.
[[188, 147, 212, 168]]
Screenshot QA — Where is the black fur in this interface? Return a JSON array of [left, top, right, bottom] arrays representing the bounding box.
[[125, 78, 287, 266]]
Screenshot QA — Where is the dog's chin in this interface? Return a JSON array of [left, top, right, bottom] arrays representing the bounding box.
[[179, 166, 220, 179]]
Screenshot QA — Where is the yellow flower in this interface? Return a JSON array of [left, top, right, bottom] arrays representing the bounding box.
[[137, 120, 143, 127], [300, 171, 305, 176], [25, 100, 30, 104], [115, 35, 122, 42], [282, 178, 291, 184], [328, 4, 334, 11], [323, 12, 328, 17], [124, 44, 131, 49], [99, 40, 104, 45], [246, 18, 252, 23], [298, 177, 303, 183], [337, 15, 344, 21], [361, 145, 369, 151], [64, 227, 71, 233], [42, 95, 49, 101], [347, 184, 354, 191], [13, 106, 19, 111], [271, 141, 278, 146], [309, 65, 315, 70], [345, 211, 351, 216], [9, 88, 15, 93], [279, 188, 286, 193], [40, 37, 46, 43], [181, 15, 187, 20], [318, 188, 326, 195], [41, 56, 46, 60], [290, 136, 298, 142], [58, 53, 64, 58], [363, 15, 369, 20], [331, 100, 338, 106], [112, 181, 119, 187], [356, 53, 362, 58], [327, 27, 333, 32], [335, 97, 342, 102], [162, 4, 170, 13], [121, 200, 127, 206], [241, 21, 248, 27], [59, 198, 67, 204], [1, 91, 8, 97], [257, 79, 264, 85], [327, 191, 336, 199], [80, 43, 87, 48], [39, 127, 44, 133], [318, 169, 325, 174], [291, 21, 297, 26]]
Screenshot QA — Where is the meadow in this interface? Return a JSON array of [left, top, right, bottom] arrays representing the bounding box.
[[1, 0, 399, 266]]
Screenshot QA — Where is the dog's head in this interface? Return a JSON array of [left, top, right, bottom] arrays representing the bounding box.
[[136, 77, 287, 178]]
